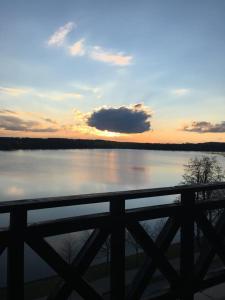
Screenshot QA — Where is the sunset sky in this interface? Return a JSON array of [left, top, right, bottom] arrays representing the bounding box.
[[0, 0, 225, 143]]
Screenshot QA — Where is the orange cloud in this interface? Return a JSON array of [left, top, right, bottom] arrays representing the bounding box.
[[89, 46, 133, 66], [69, 39, 86, 56], [0, 86, 30, 96]]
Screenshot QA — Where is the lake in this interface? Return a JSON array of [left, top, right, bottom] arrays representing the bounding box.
[[1, 149, 225, 199], [0, 149, 224, 285], [0, 149, 225, 220]]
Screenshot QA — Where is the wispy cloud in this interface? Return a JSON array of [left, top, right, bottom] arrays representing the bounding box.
[[70, 83, 103, 99], [182, 121, 225, 133], [42, 118, 58, 125], [46, 24, 133, 67], [0, 109, 17, 114], [0, 86, 30, 96], [47, 22, 75, 47], [37, 91, 83, 101], [89, 46, 133, 66], [0, 115, 58, 132], [0, 110, 59, 132], [0, 85, 83, 101], [171, 88, 190, 96], [69, 38, 86, 56]]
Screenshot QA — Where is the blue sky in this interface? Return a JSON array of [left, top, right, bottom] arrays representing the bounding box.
[[0, 0, 225, 142]]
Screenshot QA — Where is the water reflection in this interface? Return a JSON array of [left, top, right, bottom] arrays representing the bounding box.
[[0, 149, 224, 202]]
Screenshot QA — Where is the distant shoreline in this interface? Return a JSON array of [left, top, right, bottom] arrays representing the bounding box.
[[0, 137, 225, 152]]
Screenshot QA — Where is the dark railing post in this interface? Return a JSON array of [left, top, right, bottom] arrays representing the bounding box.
[[110, 198, 125, 300], [7, 208, 27, 300], [180, 191, 195, 300]]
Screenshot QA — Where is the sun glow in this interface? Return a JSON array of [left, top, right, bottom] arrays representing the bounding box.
[[73, 124, 122, 137], [97, 130, 122, 137]]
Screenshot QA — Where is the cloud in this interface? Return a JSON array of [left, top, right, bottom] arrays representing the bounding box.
[[46, 25, 133, 67], [182, 121, 225, 133], [0, 87, 29, 96], [69, 39, 86, 56], [0, 114, 58, 132], [37, 91, 83, 101], [47, 22, 75, 47], [42, 118, 58, 125], [70, 83, 103, 99], [0, 109, 16, 114], [89, 46, 133, 66], [172, 88, 190, 96], [0, 85, 83, 101], [87, 104, 152, 133]]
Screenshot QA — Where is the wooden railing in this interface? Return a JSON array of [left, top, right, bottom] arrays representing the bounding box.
[[1, 182, 225, 300]]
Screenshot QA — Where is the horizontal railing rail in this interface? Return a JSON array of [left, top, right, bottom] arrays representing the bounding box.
[[0, 182, 225, 300], [0, 182, 225, 212]]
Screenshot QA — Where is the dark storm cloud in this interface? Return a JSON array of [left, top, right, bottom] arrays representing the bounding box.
[[183, 121, 225, 133], [87, 104, 152, 133], [0, 115, 58, 132]]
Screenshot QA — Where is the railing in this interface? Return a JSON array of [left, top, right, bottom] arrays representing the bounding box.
[[1, 182, 225, 300]]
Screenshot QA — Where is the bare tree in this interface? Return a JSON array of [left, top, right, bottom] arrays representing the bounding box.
[[99, 236, 110, 264], [182, 156, 225, 202], [80, 229, 111, 265], [182, 155, 225, 246], [126, 229, 141, 266], [60, 233, 77, 264]]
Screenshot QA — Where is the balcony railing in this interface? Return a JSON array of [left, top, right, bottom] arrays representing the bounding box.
[[1, 182, 225, 300]]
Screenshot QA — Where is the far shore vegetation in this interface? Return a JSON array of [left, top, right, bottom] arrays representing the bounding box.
[[0, 137, 225, 152]]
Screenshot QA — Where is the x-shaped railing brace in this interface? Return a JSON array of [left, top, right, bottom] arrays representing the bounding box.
[[27, 228, 109, 300]]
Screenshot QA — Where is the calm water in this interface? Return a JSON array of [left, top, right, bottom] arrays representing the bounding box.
[[1, 149, 224, 200], [0, 149, 225, 222], [0, 148, 224, 223], [0, 149, 224, 285]]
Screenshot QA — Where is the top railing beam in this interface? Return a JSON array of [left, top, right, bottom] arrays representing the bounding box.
[[0, 182, 224, 213]]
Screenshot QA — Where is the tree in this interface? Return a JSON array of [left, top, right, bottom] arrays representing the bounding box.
[[183, 156, 224, 184], [99, 236, 111, 265], [60, 233, 77, 264], [182, 155, 225, 247], [81, 229, 111, 265], [182, 155, 225, 202]]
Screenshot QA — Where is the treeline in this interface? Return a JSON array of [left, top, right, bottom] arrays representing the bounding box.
[[0, 137, 225, 152]]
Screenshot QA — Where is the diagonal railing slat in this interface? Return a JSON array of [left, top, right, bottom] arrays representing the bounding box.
[[48, 228, 110, 300], [26, 235, 103, 300], [196, 212, 225, 266], [126, 217, 180, 300], [126, 221, 180, 288], [194, 208, 225, 282], [0, 245, 6, 256]]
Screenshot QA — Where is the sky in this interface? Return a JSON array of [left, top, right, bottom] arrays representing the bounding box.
[[0, 0, 225, 143]]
